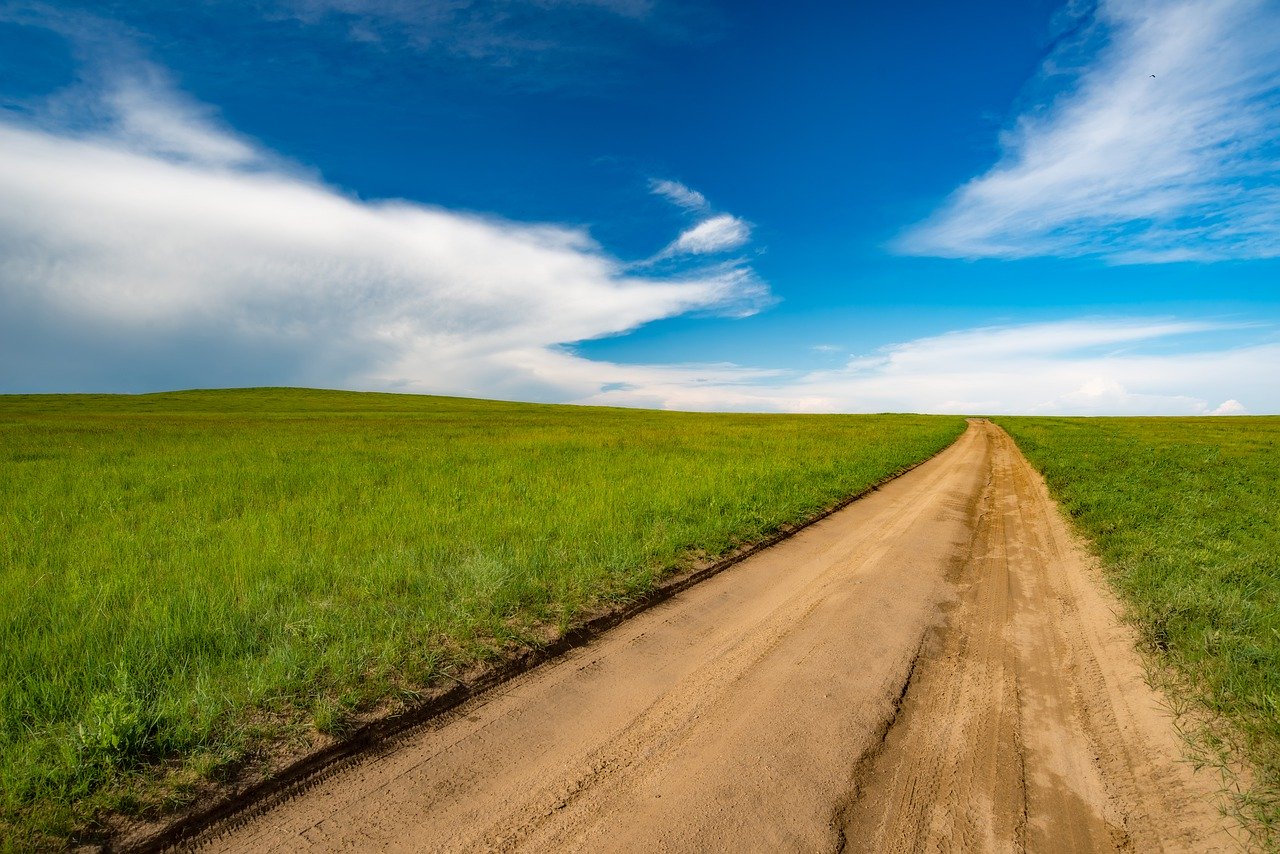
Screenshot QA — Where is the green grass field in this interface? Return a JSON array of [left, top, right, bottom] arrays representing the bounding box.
[[0, 388, 963, 847], [998, 416, 1280, 841]]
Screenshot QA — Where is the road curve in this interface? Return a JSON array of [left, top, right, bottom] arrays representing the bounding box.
[[195, 421, 1237, 853]]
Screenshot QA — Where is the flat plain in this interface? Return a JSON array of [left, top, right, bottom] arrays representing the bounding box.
[[0, 388, 963, 847]]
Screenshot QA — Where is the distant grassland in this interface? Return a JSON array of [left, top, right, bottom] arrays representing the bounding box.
[[0, 388, 963, 846], [998, 416, 1280, 840]]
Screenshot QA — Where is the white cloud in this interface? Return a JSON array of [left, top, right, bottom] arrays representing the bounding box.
[[571, 318, 1280, 415], [899, 0, 1280, 262], [0, 67, 768, 397], [1210, 399, 1248, 415], [663, 214, 751, 256], [648, 178, 709, 211]]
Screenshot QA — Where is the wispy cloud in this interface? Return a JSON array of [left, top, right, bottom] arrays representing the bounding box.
[[274, 0, 702, 86], [648, 177, 708, 211], [287, 0, 657, 24], [647, 179, 753, 258], [663, 213, 751, 256], [899, 0, 1280, 263]]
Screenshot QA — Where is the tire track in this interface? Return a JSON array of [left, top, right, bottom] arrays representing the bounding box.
[[838, 424, 1238, 853]]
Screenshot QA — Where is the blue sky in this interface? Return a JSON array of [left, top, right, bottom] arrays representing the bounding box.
[[1, 0, 1277, 413]]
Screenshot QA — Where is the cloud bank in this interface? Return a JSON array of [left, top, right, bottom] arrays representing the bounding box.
[[900, 0, 1280, 262], [573, 318, 1278, 415], [0, 53, 768, 398]]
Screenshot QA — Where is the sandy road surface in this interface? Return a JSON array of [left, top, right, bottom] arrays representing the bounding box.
[[196, 421, 1236, 853]]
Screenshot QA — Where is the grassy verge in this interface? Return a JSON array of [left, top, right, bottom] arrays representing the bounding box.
[[0, 388, 964, 847], [997, 416, 1280, 843]]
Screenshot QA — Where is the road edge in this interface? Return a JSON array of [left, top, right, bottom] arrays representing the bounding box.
[[993, 421, 1256, 851]]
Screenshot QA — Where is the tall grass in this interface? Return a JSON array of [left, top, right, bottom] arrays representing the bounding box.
[[998, 416, 1280, 843], [0, 388, 963, 846]]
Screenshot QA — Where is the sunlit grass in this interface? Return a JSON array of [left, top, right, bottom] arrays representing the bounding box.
[[999, 416, 1280, 843], [0, 387, 964, 846]]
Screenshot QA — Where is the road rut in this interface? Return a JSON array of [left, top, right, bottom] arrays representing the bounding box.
[[196, 421, 1236, 852]]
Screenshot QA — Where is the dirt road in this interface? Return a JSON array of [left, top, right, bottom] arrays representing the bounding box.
[[196, 421, 1237, 852]]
